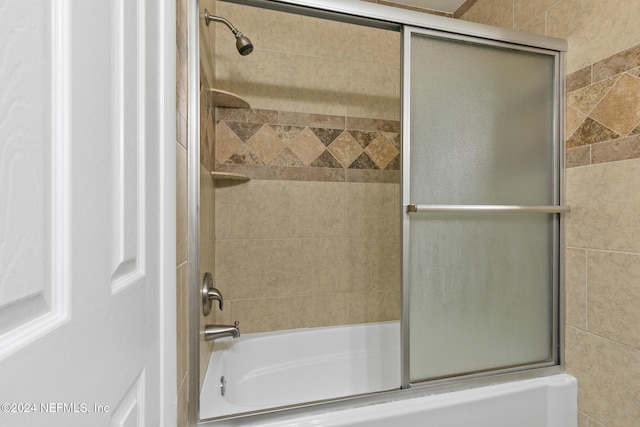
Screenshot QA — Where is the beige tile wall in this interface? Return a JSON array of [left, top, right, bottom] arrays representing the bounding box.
[[213, 179, 401, 333], [462, 1, 640, 426], [362, 0, 454, 17], [459, 0, 640, 75], [212, 1, 401, 121], [176, 0, 189, 424], [207, 1, 403, 336], [199, 0, 216, 91]]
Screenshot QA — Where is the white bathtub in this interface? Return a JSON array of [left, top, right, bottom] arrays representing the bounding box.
[[200, 321, 400, 419], [199, 321, 577, 426]]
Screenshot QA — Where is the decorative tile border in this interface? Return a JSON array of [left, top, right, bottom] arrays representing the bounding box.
[[566, 43, 640, 168], [215, 107, 401, 183]]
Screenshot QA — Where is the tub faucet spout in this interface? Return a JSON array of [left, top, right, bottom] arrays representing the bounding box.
[[204, 321, 240, 342]]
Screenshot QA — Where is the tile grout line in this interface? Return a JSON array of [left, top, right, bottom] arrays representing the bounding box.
[[584, 249, 589, 332]]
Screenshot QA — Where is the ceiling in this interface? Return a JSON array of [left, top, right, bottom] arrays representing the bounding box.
[[388, 0, 468, 14]]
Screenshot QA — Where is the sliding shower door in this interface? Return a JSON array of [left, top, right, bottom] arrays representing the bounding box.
[[402, 28, 565, 384]]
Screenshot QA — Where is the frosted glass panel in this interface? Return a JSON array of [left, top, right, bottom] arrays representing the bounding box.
[[409, 34, 555, 205], [407, 33, 557, 382], [409, 214, 553, 380]]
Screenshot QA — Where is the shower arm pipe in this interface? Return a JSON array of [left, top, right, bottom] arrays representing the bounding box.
[[406, 204, 570, 214], [204, 11, 241, 35]]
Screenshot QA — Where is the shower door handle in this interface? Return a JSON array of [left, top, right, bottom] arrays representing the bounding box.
[[406, 204, 571, 214]]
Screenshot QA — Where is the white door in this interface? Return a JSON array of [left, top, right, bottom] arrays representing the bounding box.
[[0, 0, 175, 426]]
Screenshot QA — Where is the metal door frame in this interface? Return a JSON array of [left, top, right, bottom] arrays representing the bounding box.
[[189, 1, 568, 425], [400, 26, 567, 389]]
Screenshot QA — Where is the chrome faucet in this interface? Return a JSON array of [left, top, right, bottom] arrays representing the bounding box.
[[204, 321, 240, 342]]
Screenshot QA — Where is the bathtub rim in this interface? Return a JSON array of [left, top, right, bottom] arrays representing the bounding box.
[[197, 367, 567, 426], [200, 320, 402, 418]]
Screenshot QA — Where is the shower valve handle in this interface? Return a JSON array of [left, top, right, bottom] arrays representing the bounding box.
[[202, 272, 224, 316], [208, 288, 224, 311]]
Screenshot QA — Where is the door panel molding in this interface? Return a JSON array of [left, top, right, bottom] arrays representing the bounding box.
[[111, 369, 146, 426], [110, 0, 147, 294], [0, 0, 70, 362]]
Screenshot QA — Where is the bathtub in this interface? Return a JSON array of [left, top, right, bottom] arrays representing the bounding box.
[[199, 321, 577, 426], [200, 321, 400, 419]]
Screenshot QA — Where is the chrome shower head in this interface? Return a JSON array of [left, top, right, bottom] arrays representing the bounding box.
[[204, 10, 254, 56], [235, 33, 254, 56]]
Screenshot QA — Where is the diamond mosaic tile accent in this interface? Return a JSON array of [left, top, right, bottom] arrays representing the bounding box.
[[567, 75, 620, 116], [349, 130, 377, 149], [329, 131, 363, 168], [247, 125, 287, 165], [567, 117, 619, 149], [566, 106, 587, 139], [590, 74, 640, 136], [366, 133, 400, 169], [350, 152, 377, 169], [271, 147, 306, 168], [272, 125, 305, 145], [288, 128, 327, 166], [229, 144, 263, 165], [227, 122, 262, 142], [311, 151, 342, 168], [310, 128, 344, 147], [215, 108, 401, 179], [216, 121, 245, 163], [566, 42, 640, 167]]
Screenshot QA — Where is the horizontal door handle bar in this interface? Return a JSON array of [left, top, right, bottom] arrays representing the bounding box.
[[406, 204, 570, 214]]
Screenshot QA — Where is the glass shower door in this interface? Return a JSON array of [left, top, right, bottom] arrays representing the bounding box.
[[402, 28, 566, 383]]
